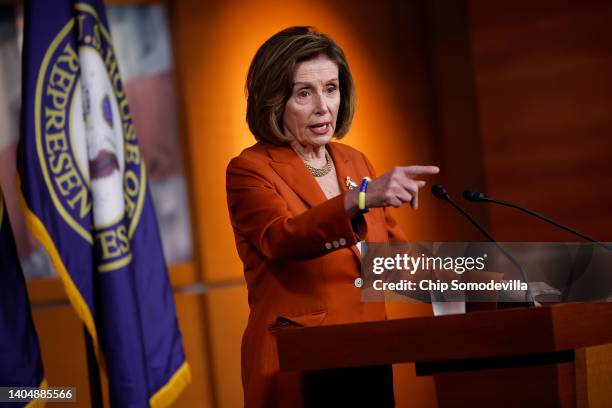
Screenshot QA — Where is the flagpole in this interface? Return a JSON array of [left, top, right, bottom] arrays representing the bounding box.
[[84, 326, 103, 408]]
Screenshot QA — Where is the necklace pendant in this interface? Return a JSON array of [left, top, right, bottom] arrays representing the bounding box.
[[345, 176, 358, 190]]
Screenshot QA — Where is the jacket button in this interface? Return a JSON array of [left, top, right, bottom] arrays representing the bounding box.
[[325, 242, 332, 249], [339, 238, 346, 246], [333, 240, 339, 248]]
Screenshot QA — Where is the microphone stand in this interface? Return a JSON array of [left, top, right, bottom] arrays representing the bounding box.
[[432, 185, 535, 307]]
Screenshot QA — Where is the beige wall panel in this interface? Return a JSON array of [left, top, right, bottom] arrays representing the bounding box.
[[205, 284, 250, 408], [576, 343, 612, 408], [31, 305, 91, 408], [173, 292, 214, 407]]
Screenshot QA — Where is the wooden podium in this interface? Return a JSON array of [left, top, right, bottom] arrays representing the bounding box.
[[275, 303, 612, 407]]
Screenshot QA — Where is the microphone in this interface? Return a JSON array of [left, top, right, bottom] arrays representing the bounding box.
[[432, 185, 535, 306], [463, 190, 487, 202], [432, 185, 496, 242], [431, 184, 449, 200], [463, 190, 612, 251]]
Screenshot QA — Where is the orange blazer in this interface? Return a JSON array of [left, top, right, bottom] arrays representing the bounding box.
[[226, 141, 407, 407]]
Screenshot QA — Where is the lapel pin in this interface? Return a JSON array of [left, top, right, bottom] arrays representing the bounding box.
[[345, 176, 359, 190]]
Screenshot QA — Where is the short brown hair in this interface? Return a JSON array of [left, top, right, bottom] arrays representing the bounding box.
[[246, 26, 355, 145]]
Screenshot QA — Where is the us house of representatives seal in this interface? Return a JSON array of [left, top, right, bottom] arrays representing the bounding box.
[[36, 2, 145, 273]]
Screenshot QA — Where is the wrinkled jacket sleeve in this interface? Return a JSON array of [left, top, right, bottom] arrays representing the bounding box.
[[226, 156, 362, 261]]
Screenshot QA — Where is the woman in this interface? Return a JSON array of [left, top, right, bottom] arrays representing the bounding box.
[[226, 26, 439, 407]]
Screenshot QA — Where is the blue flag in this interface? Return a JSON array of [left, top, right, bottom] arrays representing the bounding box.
[[0, 189, 46, 405], [18, 1, 190, 406]]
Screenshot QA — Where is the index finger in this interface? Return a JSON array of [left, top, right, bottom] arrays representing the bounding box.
[[402, 165, 440, 176]]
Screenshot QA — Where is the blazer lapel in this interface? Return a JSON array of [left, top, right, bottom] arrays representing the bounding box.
[[267, 144, 327, 208], [327, 143, 358, 196]]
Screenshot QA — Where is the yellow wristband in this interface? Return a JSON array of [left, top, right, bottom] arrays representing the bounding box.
[[358, 177, 370, 213], [358, 191, 367, 211]]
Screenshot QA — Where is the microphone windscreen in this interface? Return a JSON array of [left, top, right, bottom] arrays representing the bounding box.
[[431, 184, 448, 200]]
